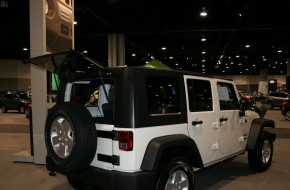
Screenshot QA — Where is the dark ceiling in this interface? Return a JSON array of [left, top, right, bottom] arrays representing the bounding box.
[[0, 0, 290, 75]]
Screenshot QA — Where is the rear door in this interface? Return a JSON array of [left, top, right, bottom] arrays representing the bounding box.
[[185, 76, 218, 164]]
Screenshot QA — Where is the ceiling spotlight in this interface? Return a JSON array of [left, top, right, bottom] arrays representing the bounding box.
[[23, 48, 28, 51], [277, 49, 282, 53], [200, 7, 207, 17], [74, 21, 77, 25], [161, 47, 166, 50], [201, 35, 206, 42], [202, 51, 206, 54], [245, 44, 251, 48]]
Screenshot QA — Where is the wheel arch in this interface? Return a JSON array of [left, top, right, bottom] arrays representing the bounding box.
[[140, 134, 203, 171], [246, 118, 276, 150]]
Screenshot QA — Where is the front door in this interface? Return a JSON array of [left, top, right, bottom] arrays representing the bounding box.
[[216, 81, 243, 155]]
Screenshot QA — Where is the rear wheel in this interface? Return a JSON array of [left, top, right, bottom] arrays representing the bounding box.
[[45, 102, 97, 172], [1, 105, 7, 113], [155, 157, 195, 190], [67, 176, 85, 189], [248, 132, 273, 172]]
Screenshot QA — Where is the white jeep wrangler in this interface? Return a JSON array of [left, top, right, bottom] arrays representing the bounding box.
[[25, 50, 275, 190]]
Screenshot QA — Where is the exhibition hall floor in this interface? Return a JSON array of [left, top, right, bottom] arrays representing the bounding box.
[[0, 106, 290, 190]]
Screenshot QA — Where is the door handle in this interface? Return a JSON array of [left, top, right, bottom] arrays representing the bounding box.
[[219, 118, 228, 122], [192, 120, 203, 125]]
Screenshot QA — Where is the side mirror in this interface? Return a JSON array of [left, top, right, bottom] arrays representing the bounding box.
[[239, 99, 246, 117]]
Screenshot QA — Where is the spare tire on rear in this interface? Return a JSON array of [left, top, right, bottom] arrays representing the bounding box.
[[45, 102, 97, 172]]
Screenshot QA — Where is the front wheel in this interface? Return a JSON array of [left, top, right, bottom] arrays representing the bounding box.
[[268, 102, 274, 109], [19, 105, 25, 114], [285, 110, 290, 121], [248, 132, 273, 172], [155, 157, 195, 190]]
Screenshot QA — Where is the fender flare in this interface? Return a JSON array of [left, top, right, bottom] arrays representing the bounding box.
[[141, 134, 203, 171], [246, 118, 275, 150]]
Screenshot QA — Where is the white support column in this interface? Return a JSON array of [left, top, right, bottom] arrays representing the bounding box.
[[108, 33, 125, 67], [12, 0, 47, 164], [12, 0, 74, 165]]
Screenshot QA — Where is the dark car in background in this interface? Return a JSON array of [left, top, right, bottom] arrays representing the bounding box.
[[281, 98, 290, 121], [265, 91, 290, 109], [0, 90, 30, 114]]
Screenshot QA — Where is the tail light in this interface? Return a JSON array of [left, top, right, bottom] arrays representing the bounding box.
[[118, 131, 133, 151]]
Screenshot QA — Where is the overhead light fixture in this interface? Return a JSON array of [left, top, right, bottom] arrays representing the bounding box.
[[245, 44, 251, 48], [23, 48, 28, 51], [201, 35, 206, 42], [277, 49, 282, 53], [161, 47, 166, 50], [74, 21, 77, 25], [200, 7, 207, 17]]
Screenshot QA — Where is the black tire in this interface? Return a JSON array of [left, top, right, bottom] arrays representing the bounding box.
[[155, 157, 195, 190], [19, 105, 25, 114], [25, 109, 29, 118], [1, 105, 7, 113], [45, 102, 97, 172], [269, 102, 274, 109], [248, 132, 273, 172], [286, 111, 290, 121]]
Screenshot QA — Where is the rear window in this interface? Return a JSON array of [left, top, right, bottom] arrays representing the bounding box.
[[146, 76, 180, 115]]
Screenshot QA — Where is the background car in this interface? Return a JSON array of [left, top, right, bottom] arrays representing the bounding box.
[[0, 90, 30, 114], [265, 91, 290, 109], [281, 98, 290, 121], [238, 91, 255, 106]]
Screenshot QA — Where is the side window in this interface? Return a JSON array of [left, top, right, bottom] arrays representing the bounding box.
[[4, 94, 13, 99], [187, 79, 213, 112], [217, 82, 239, 110], [146, 76, 180, 115]]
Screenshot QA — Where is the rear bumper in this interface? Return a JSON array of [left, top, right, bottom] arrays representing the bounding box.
[[46, 156, 156, 190]]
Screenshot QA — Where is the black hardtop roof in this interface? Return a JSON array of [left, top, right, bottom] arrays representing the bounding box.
[[110, 66, 214, 79]]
